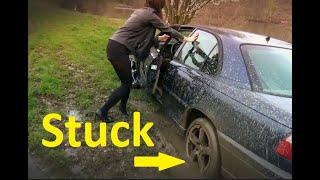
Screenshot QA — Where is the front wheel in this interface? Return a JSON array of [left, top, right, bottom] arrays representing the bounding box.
[[186, 117, 221, 177]]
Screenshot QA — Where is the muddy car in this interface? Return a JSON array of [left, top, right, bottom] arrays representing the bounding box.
[[139, 25, 292, 178]]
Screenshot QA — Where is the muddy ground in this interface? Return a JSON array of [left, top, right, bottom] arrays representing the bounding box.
[[29, 107, 204, 179], [28, 1, 204, 178]]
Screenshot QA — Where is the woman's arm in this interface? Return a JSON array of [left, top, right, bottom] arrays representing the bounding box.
[[148, 12, 198, 42]]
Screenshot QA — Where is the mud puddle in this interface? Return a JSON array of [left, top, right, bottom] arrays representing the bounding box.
[[28, 153, 75, 179]]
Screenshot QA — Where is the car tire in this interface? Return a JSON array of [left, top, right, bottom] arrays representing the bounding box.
[[186, 117, 221, 178]]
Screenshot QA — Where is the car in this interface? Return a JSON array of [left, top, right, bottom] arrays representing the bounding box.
[[139, 25, 292, 178]]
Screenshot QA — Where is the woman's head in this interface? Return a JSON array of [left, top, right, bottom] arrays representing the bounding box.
[[145, 0, 166, 19]]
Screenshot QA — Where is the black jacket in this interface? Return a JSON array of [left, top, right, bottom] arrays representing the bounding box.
[[109, 7, 184, 61]]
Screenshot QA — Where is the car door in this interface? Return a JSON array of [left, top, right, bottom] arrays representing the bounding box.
[[161, 29, 220, 124], [142, 26, 194, 94]]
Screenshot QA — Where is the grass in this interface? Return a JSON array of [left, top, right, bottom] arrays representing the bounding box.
[[28, 1, 161, 178]]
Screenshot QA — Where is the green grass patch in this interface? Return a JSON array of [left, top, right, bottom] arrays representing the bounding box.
[[28, 1, 159, 176]]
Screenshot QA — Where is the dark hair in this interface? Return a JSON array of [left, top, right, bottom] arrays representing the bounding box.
[[145, 0, 166, 19]]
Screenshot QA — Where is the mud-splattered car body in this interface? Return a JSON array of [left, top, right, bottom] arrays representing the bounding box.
[[143, 25, 292, 178]]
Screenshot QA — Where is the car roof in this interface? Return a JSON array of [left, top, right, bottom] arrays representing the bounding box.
[[184, 25, 292, 49], [178, 25, 292, 90]]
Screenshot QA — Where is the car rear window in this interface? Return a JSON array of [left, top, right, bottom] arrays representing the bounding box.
[[241, 45, 292, 97]]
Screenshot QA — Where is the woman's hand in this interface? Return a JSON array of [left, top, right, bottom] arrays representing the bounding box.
[[183, 33, 199, 42], [158, 34, 171, 42]]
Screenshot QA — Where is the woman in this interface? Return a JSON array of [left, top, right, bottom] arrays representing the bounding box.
[[96, 0, 199, 123]]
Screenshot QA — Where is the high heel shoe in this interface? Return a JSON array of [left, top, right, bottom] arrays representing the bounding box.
[[119, 105, 128, 116], [95, 109, 114, 123]]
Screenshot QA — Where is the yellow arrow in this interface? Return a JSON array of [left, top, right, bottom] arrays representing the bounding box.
[[134, 152, 185, 171]]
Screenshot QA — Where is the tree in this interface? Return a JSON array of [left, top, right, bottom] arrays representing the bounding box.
[[163, 0, 230, 24]]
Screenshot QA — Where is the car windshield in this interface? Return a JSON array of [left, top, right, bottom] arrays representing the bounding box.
[[241, 45, 292, 97]]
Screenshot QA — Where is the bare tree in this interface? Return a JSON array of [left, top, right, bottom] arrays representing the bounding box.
[[163, 0, 232, 24]]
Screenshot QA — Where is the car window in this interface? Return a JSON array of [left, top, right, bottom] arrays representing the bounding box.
[[169, 30, 193, 44], [241, 45, 292, 97], [177, 30, 218, 70], [202, 45, 219, 75]]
